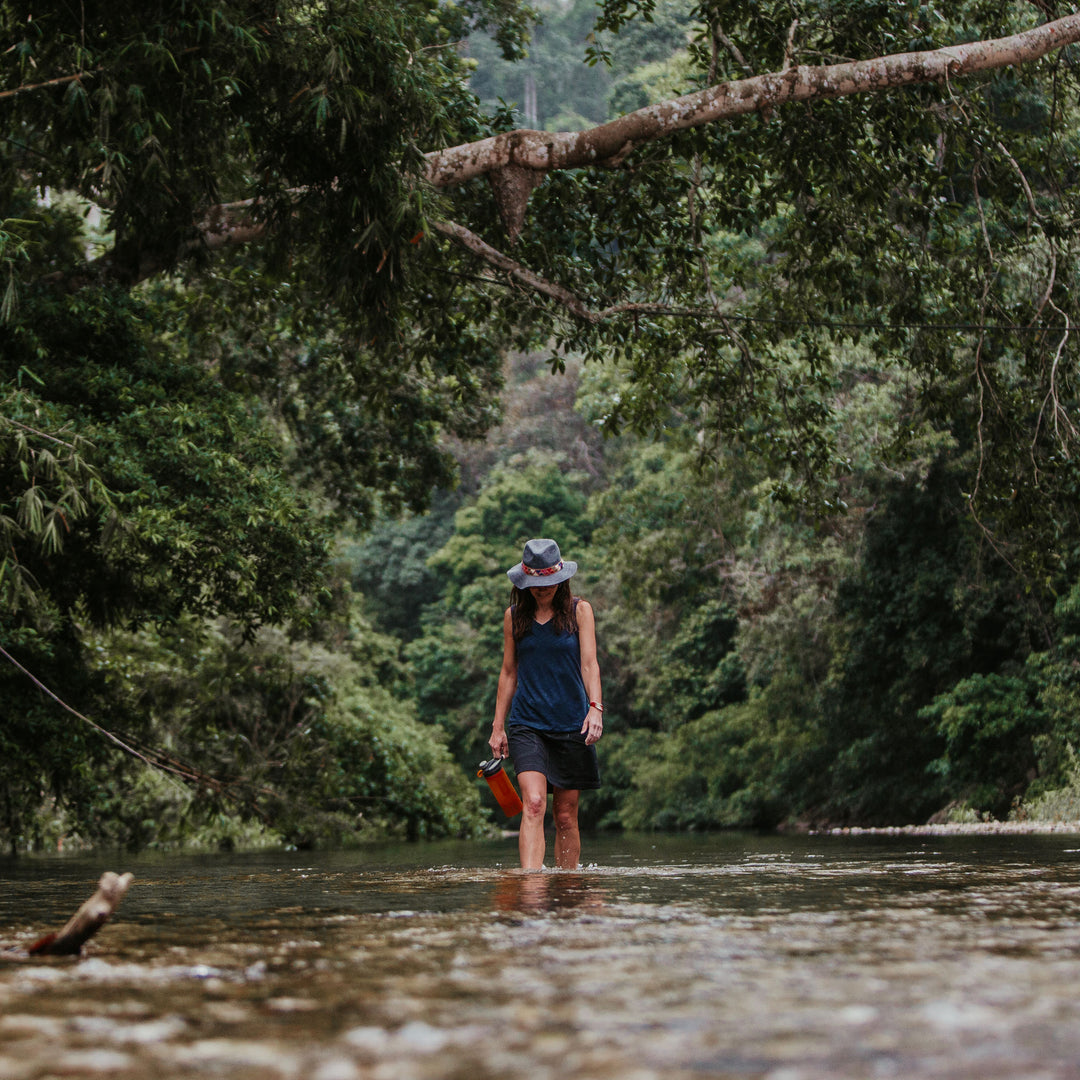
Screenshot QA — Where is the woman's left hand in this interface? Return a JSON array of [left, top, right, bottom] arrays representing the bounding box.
[[581, 710, 603, 746]]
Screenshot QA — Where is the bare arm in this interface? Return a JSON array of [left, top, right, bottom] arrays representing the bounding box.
[[577, 600, 603, 746], [490, 607, 517, 758]]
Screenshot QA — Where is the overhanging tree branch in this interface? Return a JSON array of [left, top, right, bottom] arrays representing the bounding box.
[[424, 15, 1080, 189], [234, 13, 1080, 258], [44, 14, 1080, 288], [432, 219, 711, 323]]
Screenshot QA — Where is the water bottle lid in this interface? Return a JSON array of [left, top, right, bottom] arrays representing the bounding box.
[[478, 757, 506, 778]]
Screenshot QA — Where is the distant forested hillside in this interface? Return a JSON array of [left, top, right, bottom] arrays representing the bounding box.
[[346, 342, 1080, 832]]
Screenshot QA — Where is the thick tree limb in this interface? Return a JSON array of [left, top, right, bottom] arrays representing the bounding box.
[[25, 872, 133, 957], [488, 164, 546, 243], [424, 15, 1080, 188]]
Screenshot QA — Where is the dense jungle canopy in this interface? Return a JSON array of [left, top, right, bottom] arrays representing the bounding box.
[[5, 0, 1080, 851]]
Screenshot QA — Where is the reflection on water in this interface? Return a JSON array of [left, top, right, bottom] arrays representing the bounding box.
[[3, 832, 1080, 1078], [493, 872, 607, 915]]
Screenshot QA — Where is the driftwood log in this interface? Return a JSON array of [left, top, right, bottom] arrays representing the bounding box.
[[25, 872, 134, 957]]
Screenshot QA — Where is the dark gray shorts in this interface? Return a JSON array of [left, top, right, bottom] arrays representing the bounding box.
[[507, 726, 601, 791]]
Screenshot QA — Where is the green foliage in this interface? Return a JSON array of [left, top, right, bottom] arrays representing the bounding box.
[[1, 282, 327, 631], [144, 255, 507, 526], [69, 612, 487, 850], [426, 453, 590, 605], [1015, 746, 1080, 824], [7, 0, 1080, 847], [923, 671, 1046, 817], [407, 615, 506, 770], [816, 457, 1046, 823], [468, 0, 612, 128], [394, 335, 1080, 833], [0, 391, 112, 616], [340, 493, 460, 640], [982, 584, 1080, 823], [0, 632, 102, 854], [618, 675, 818, 830], [636, 598, 745, 728], [0, 214, 37, 323], [477, 0, 1080, 569], [1, 0, 530, 311]]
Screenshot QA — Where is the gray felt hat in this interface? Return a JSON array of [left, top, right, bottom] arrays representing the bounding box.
[[507, 538, 578, 589]]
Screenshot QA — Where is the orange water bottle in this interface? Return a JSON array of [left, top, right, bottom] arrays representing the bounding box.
[[478, 757, 523, 817]]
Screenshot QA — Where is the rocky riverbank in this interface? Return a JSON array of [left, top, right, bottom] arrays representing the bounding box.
[[819, 820, 1080, 837]]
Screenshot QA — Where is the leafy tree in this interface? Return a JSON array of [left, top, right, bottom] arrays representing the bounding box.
[[71, 611, 487, 850], [815, 457, 1047, 824], [617, 678, 818, 831], [8, 2, 1080, 592], [639, 599, 746, 726], [7, 0, 1080, 843], [0, 270, 332, 848], [340, 493, 461, 641], [9, 4, 1080, 520], [922, 671, 1046, 818]]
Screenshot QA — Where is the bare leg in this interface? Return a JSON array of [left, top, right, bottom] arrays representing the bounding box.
[[517, 771, 549, 869], [552, 788, 580, 869]]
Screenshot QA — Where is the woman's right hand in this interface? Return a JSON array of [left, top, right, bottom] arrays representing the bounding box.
[[489, 726, 509, 759]]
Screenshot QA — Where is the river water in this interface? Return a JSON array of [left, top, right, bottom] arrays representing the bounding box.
[[3, 831, 1080, 1079]]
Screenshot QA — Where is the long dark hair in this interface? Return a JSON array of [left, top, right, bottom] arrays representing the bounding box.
[[511, 581, 578, 642]]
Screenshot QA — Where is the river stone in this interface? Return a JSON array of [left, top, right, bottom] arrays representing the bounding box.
[[53, 1049, 136, 1073], [169, 1038, 301, 1075], [392, 1020, 449, 1053], [341, 1025, 390, 1054], [0, 1013, 65, 1038], [0, 1055, 34, 1080], [265, 996, 319, 1013], [311, 1057, 362, 1080]]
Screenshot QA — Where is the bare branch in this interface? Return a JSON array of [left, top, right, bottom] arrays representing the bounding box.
[[0, 643, 270, 817], [192, 198, 269, 253], [996, 139, 1041, 221], [995, 139, 1058, 324], [715, 23, 753, 76], [1032, 299, 1077, 461], [782, 20, 800, 71], [432, 219, 711, 324], [2, 415, 84, 451], [972, 164, 995, 264], [0, 68, 97, 101], [42, 197, 270, 290], [488, 163, 546, 243]]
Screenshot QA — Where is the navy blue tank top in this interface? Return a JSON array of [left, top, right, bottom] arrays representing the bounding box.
[[507, 614, 589, 734]]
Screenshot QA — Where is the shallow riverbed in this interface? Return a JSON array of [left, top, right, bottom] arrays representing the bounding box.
[[3, 832, 1080, 1079]]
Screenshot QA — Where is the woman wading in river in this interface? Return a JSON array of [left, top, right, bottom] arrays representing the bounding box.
[[489, 538, 603, 870]]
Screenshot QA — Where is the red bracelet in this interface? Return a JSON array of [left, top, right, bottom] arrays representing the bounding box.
[[589, 701, 604, 713]]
